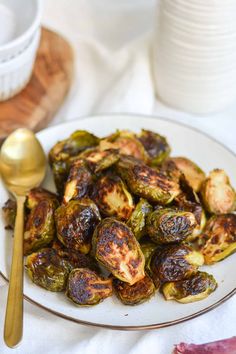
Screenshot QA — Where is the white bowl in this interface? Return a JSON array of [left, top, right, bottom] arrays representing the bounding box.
[[0, 29, 41, 101], [0, 0, 42, 62]]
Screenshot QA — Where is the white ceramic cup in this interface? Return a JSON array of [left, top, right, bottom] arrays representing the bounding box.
[[0, 29, 41, 101], [153, 0, 236, 114], [0, 0, 42, 62]]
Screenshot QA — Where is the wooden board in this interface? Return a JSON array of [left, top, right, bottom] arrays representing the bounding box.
[[0, 27, 74, 142]]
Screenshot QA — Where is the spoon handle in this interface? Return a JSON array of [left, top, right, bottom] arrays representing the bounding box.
[[4, 195, 26, 348]]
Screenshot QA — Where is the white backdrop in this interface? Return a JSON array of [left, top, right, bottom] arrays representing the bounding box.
[[0, 1, 236, 353]]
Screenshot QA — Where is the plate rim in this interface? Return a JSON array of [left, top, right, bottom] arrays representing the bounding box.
[[1, 113, 236, 330]]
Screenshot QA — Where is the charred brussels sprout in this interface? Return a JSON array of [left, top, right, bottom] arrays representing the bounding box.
[[100, 130, 149, 162], [49, 130, 99, 195], [199, 214, 236, 264], [26, 187, 59, 210], [140, 241, 157, 263], [80, 148, 119, 173], [127, 198, 153, 240], [2, 199, 16, 230], [51, 159, 71, 197], [116, 156, 180, 204], [26, 248, 72, 291], [63, 159, 93, 204], [162, 271, 217, 303], [24, 200, 56, 255], [150, 244, 204, 285], [55, 199, 101, 254], [52, 240, 100, 272], [93, 175, 134, 220], [200, 169, 236, 214], [146, 208, 197, 244], [174, 193, 206, 241], [66, 268, 113, 306], [49, 130, 99, 164], [93, 218, 145, 285], [170, 157, 205, 192], [113, 273, 155, 305], [138, 129, 171, 166]]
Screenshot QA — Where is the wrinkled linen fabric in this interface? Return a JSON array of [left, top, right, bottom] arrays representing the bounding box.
[[0, 1, 236, 353]]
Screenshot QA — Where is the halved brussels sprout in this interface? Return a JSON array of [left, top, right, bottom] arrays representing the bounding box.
[[138, 129, 171, 166], [49, 130, 99, 195], [55, 199, 101, 254], [160, 158, 182, 183], [63, 159, 93, 204], [113, 273, 155, 305], [93, 218, 145, 285], [199, 214, 236, 264], [146, 208, 197, 244], [80, 148, 119, 173], [52, 240, 100, 272], [93, 175, 134, 220], [26, 187, 59, 210], [26, 248, 72, 291], [174, 193, 206, 241], [170, 157, 206, 192], [140, 241, 157, 263], [127, 198, 153, 240], [116, 156, 180, 204], [200, 169, 236, 214], [51, 160, 71, 197], [162, 271, 217, 303], [99, 130, 149, 162], [66, 268, 113, 306], [24, 200, 56, 255], [2, 199, 16, 230], [150, 244, 204, 285], [49, 130, 99, 165]]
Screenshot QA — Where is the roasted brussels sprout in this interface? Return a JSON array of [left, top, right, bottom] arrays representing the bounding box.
[[116, 156, 180, 204], [66, 268, 113, 306], [160, 158, 182, 183], [113, 273, 155, 305], [200, 169, 236, 214], [2, 199, 16, 230], [127, 198, 153, 240], [26, 187, 59, 210], [140, 241, 157, 263], [80, 148, 119, 173], [162, 271, 217, 303], [26, 248, 72, 291], [63, 159, 93, 204], [51, 159, 71, 196], [52, 240, 100, 272], [199, 214, 236, 264], [49, 130, 99, 195], [146, 208, 197, 244], [24, 200, 56, 255], [138, 129, 171, 166], [150, 244, 204, 285], [174, 193, 206, 240], [93, 218, 145, 285], [169, 157, 205, 192], [55, 199, 101, 254], [92, 175, 134, 220], [100, 130, 149, 162], [49, 130, 99, 164]]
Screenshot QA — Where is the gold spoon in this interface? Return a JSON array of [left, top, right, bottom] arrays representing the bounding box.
[[0, 128, 46, 348]]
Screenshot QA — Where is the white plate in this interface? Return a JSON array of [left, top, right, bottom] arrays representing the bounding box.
[[0, 114, 236, 330]]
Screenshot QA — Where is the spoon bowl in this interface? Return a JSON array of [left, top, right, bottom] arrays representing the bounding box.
[[0, 128, 46, 195], [0, 128, 46, 348]]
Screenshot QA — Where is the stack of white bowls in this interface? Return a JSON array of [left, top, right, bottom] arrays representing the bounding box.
[[153, 0, 236, 114], [0, 0, 42, 101]]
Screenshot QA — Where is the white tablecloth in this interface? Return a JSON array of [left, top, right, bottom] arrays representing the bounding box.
[[0, 1, 236, 353]]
